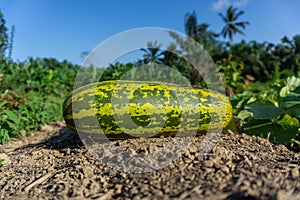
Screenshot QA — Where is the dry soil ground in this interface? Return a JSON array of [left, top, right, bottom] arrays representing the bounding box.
[[0, 122, 299, 200]]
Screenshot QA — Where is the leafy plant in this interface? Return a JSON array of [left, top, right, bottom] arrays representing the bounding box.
[[0, 128, 10, 144], [0, 101, 19, 143], [244, 104, 299, 145], [216, 55, 251, 96], [0, 57, 79, 142], [233, 76, 300, 147]]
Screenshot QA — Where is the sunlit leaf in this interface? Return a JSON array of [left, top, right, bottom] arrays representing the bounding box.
[[278, 114, 299, 128], [3, 110, 19, 125], [237, 110, 252, 121], [286, 105, 300, 119], [280, 76, 300, 97], [0, 102, 7, 108]]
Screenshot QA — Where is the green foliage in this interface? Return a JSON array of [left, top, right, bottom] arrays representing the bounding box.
[[232, 76, 300, 148], [99, 62, 191, 86], [0, 57, 78, 143], [229, 36, 300, 82], [279, 76, 300, 97], [230, 41, 277, 81], [0, 128, 10, 144], [100, 62, 135, 81], [184, 11, 225, 60], [183, 10, 300, 83], [137, 41, 164, 65], [74, 64, 104, 87], [0, 58, 78, 95], [216, 55, 249, 96], [0, 101, 17, 143], [274, 36, 300, 73]]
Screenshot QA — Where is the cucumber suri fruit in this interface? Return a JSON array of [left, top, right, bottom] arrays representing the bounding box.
[[62, 80, 232, 139]]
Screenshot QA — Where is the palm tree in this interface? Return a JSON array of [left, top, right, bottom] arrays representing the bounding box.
[[218, 5, 249, 45], [277, 35, 300, 73], [184, 11, 224, 61], [137, 41, 163, 65], [185, 11, 198, 38], [184, 11, 219, 40]]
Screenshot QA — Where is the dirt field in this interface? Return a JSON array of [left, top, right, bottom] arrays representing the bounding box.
[[0, 122, 299, 200]]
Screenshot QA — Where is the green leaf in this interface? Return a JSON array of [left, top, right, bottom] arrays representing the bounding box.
[[0, 102, 7, 109], [6, 121, 18, 131], [280, 76, 300, 97], [244, 114, 299, 145], [282, 86, 300, 109], [278, 114, 299, 128], [3, 110, 19, 125], [237, 110, 252, 121], [245, 103, 284, 120], [47, 69, 53, 80], [286, 105, 300, 119], [0, 128, 10, 143]]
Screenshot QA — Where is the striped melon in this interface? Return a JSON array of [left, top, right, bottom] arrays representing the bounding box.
[[63, 80, 232, 139]]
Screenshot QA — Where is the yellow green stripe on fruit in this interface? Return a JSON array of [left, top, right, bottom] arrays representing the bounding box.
[[62, 80, 232, 139]]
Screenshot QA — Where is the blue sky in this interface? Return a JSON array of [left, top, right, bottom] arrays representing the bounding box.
[[1, 0, 300, 65]]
